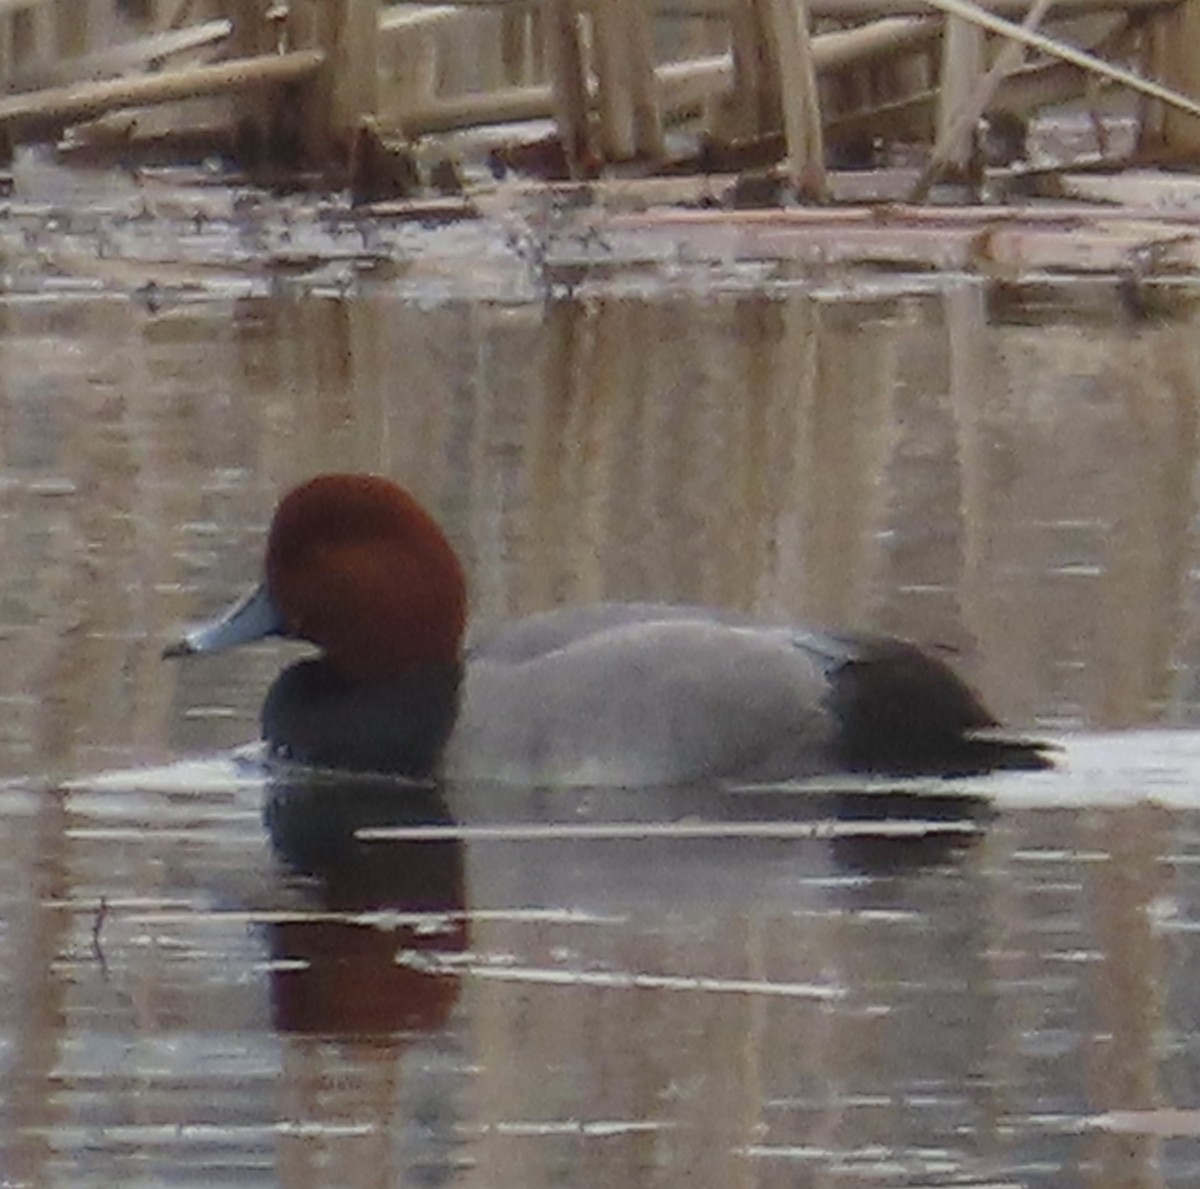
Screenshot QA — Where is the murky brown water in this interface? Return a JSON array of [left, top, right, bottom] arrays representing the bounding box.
[[5, 160, 1200, 1186]]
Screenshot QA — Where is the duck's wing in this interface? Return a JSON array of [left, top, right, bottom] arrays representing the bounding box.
[[448, 616, 837, 787], [464, 602, 754, 663], [455, 609, 1052, 784]]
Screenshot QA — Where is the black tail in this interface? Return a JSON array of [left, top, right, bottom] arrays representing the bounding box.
[[947, 733, 1055, 776], [830, 636, 1054, 777]]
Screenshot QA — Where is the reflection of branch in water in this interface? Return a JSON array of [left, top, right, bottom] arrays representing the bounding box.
[[402, 949, 843, 1000], [91, 894, 109, 975], [355, 817, 982, 842]]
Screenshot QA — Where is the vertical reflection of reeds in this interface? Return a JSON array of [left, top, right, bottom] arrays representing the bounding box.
[[0, 786, 70, 1188], [8, 281, 1200, 1189], [1, 287, 1200, 776], [1155, 319, 1200, 723], [523, 296, 599, 610], [947, 280, 1002, 706], [1095, 318, 1200, 728], [794, 297, 896, 628], [1083, 803, 1173, 1188]]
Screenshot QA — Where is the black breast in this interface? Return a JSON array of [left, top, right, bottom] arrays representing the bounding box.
[[261, 659, 462, 775]]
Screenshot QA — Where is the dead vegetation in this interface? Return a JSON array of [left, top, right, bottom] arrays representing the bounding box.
[[0, 0, 1199, 279]]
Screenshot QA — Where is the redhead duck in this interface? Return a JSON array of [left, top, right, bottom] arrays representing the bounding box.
[[165, 474, 1051, 784]]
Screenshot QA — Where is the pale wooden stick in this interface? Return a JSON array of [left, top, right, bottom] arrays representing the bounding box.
[[1155, 0, 1200, 153], [934, 18, 985, 174], [916, 0, 1200, 119], [911, 0, 1056, 199], [816, 16, 936, 69], [12, 19, 232, 90], [0, 50, 324, 133], [543, 0, 593, 174], [764, 0, 826, 197], [395, 18, 937, 135]]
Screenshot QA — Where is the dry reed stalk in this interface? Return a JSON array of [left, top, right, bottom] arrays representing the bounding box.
[[380, 4, 463, 31], [1154, 0, 1200, 153], [326, 0, 380, 139], [543, 0, 594, 174], [809, 0, 1168, 16], [225, 0, 281, 164], [934, 18, 985, 174], [625, 0, 665, 156], [401, 81, 558, 134], [396, 16, 937, 136], [0, 49, 323, 135], [594, 0, 639, 157], [816, 16, 936, 68], [917, 0, 1200, 119], [726, 0, 780, 138], [604, 206, 1200, 271], [826, 58, 1061, 144], [914, 0, 1057, 198], [10, 19, 231, 90], [763, 0, 826, 198], [282, 0, 379, 162], [830, 11, 1136, 144], [262, 0, 1169, 11], [594, 0, 667, 158]]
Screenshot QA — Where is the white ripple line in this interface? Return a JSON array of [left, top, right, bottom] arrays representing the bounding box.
[[357, 819, 977, 842], [403, 954, 841, 999]]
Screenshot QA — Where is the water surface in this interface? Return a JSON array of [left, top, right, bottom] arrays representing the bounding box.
[[3, 174, 1200, 1185]]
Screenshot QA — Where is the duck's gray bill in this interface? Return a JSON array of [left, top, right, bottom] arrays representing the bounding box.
[[163, 582, 284, 658]]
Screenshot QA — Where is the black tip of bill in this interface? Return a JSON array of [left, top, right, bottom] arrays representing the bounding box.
[[161, 583, 284, 662]]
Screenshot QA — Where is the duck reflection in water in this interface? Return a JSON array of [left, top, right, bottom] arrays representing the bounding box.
[[263, 773, 465, 1037], [260, 773, 986, 1034], [823, 787, 993, 872], [259, 766, 994, 1040]]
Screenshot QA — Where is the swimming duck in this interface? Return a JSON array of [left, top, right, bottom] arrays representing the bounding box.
[[165, 473, 1051, 784]]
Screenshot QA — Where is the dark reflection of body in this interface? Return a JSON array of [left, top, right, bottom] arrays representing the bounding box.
[[259, 772, 998, 1181], [443, 780, 993, 879], [436, 779, 1000, 1187], [263, 775, 466, 1037], [261, 771, 989, 1029]]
